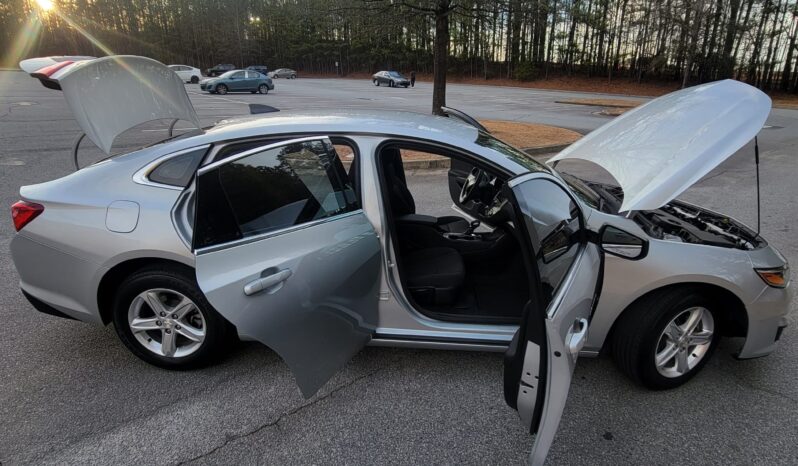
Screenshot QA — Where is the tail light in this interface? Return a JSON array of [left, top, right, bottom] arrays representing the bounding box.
[[11, 201, 44, 231]]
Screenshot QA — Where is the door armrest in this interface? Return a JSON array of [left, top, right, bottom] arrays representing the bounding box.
[[395, 214, 438, 227]]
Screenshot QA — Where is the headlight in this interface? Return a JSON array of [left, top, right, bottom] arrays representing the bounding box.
[[755, 265, 789, 288]]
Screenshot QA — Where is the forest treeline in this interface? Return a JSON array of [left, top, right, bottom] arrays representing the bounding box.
[[2, 0, 798, 93]]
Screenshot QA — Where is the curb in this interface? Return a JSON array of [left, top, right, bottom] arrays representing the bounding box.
[[402, 158, 452, 170], [555, 100, 641, 109]]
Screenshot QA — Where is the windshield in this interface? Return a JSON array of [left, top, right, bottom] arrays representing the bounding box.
[[475, 132, 602, 210], [476, 132, 550, 174], [388, 71, 404, 78], [557, 172, 602, 210]]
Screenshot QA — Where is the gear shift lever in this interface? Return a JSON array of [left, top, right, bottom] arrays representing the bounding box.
[[464, 220, 480, 236]]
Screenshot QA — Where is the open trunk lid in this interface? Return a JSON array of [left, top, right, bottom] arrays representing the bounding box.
[[19, 55, 201, 155]]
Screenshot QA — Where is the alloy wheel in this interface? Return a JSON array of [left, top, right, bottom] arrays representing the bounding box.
[[654, 306, 714, 378], [127, 288, 206, 358]]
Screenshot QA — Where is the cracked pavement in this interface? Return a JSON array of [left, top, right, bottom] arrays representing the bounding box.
[[1, 71, 797, 465]]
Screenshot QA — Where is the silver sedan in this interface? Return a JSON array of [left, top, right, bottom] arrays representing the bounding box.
[[12, 56, 790, 465], [268, 68, 297, 79]]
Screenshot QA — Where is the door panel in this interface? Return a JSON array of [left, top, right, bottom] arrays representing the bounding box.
[[504, 174, 601, 466], [196, 213, 380, 397], [229, 71, 246, 90], [194, 137, 381, 398]]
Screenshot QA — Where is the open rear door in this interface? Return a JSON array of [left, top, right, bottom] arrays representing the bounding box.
[[192, 137, 381, 398], [503, 173, 601, 465]]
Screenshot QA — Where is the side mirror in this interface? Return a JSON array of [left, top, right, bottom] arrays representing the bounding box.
[[599, 225, 647, 260]]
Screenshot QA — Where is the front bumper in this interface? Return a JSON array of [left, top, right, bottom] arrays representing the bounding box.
[[737, 281, 791, 359]]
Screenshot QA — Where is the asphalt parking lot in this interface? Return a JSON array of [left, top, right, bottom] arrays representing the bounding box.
[[1, 71, 797, 465]]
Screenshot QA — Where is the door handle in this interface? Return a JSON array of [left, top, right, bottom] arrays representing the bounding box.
[[244, 269, 292, 296], [567, 318, 589, 357]]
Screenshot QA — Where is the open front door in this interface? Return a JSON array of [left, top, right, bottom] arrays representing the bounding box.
[[504, 173, 601, 465], [192, 137, 381, 398]]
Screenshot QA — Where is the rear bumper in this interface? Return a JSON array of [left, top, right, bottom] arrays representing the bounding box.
[[21, 289, 76, 321], [10, 233, 104, 324]]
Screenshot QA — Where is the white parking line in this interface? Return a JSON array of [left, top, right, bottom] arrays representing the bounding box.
[[187, 91, 250, 105]]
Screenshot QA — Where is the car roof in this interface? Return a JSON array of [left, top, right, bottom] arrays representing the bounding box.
[[180, 109, 530, 175], [107, 109, 534, 179], [203, 109, 476, 142]]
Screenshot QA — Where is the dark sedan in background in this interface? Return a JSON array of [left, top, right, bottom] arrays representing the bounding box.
[[372, 70, 410, 87], [206, 63, 235, 77], [246, 65, 269, 75], [200, 70, 274, 94]]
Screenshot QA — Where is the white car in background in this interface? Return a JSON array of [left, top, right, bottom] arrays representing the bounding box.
[[168, 64, 202, 84]]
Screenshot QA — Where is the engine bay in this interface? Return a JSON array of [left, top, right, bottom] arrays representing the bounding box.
[[634, 201, 764, 250], [583, 182, 764, 250]]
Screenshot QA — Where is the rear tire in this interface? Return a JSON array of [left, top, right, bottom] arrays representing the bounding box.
[[112, 265, 234, 370], [216, 84, 228, 95], [258, 84, 269, 94], [291, 74, 296, 79], [611, 288, 720, 390], [190, 76, 199, 84]]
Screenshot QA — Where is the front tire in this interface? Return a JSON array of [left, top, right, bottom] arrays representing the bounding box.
[[612, 288, 719, 390], [112, 266, 233, 369], [216, 84, 228, 95], [290, 74, 296, 79]]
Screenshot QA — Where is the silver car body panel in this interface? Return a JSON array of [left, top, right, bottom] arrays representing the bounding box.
[[195, 208, 381, 398], [10, 108, 789, 366], [507, 172, 602, 465]]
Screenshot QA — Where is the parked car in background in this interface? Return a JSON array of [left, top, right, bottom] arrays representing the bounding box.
[[372, 70, 410, 87], [246, 65, 269, 75], [269, 68, 297, 79], [199, 70, 274, 95], [168, 64, 202, 83], [206, 63, 235, 77]]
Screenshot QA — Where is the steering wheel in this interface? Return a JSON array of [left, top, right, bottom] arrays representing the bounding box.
[[460, 167, 487, 204]]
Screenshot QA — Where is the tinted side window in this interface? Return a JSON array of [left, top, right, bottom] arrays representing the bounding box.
[[194, 139, 358, 249], [148, 147, 207, 187], [514, 178, 582, 308]]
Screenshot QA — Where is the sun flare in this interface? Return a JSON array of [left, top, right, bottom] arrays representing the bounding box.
[[34, 0, 54, 11]]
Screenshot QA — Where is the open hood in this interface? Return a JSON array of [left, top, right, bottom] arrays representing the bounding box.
[[548, 80, 771, 212], [19, 55, 200, 155]]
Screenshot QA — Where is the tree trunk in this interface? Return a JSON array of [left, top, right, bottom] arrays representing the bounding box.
[[432, 2, 450, 116]]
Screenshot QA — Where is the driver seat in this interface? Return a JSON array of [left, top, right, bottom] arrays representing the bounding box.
[[383, 148, 470, 233]]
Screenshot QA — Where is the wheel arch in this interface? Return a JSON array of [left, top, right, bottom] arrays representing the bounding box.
[[97, 257, 196, 325], [602, 282, 749, 355]]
